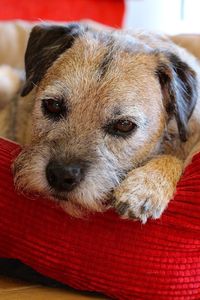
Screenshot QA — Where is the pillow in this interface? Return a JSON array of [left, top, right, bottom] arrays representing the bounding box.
[[0, 0, 124, 28], [0, 137, 200, 300]]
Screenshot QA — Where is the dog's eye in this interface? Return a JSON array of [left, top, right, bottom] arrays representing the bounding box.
[[106, 119, 137, 137], [42, 99, 67, 120]]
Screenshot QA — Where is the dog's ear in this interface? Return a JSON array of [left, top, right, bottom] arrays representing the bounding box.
[[21, 23, 81, 97], [156, 52, 198, 142]]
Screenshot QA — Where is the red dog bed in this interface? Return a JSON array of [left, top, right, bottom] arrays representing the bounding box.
[[0, 137, 200, 299], [0, 0, 125, 28]]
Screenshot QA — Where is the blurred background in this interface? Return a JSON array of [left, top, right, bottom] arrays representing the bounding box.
[[0, 0, 200, 34], [125, 0, 200, 34]]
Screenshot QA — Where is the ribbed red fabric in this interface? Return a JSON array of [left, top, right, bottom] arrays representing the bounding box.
[[0, 137, 200, 299], [0, 0, 124, 28]]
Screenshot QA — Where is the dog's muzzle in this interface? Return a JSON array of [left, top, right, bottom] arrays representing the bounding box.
[[46, 160, 86, 192]]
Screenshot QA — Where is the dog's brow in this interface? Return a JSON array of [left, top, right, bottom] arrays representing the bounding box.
[[113, 108, 122, 117]]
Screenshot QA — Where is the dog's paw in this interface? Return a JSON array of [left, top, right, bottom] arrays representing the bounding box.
[[113, 167, 176, 224]]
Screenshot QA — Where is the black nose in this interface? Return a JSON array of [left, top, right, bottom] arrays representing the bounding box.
[[46, 160, 84, 192]]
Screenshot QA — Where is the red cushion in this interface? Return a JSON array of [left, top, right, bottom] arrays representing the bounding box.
[[0, 137, 200, 300], [0, 0, 125, 28]]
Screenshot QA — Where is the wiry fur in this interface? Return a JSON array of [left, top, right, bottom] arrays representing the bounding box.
[[1, 22, 200, 222]]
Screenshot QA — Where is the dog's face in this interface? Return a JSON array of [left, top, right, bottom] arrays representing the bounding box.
[[14, 24, 197, 216]]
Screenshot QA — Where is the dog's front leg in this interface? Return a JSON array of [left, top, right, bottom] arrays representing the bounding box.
[[113, 155, 183, 223]]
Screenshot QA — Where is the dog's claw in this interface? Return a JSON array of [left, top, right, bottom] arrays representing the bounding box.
[[115, 201, 130, 215]]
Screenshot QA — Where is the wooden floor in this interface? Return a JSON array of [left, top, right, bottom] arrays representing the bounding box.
[[0, 259, 107, 299], [0, 276, 107, 300]]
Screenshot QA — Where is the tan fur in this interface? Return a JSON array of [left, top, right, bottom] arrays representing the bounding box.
[[114, 155, 183, 223], [1, 22, 200, 223]]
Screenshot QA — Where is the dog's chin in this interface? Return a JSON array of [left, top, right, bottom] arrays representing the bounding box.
[[49, 190, 112, 218]]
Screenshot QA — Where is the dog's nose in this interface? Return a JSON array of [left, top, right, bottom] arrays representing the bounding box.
[[46, 160, 84, 192]]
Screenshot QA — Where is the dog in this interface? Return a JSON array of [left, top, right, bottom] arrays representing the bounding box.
[[1, 22, 200, 223]]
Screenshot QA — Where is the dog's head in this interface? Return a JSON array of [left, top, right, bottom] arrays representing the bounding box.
[[14, 24, 198, 216]]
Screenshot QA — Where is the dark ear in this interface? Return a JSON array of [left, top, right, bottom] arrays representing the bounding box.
[[156, 52, 198, 142], [21, 23, 81, 97]]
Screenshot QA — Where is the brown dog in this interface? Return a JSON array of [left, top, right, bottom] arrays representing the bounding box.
[[1, 23, 200, 223]]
